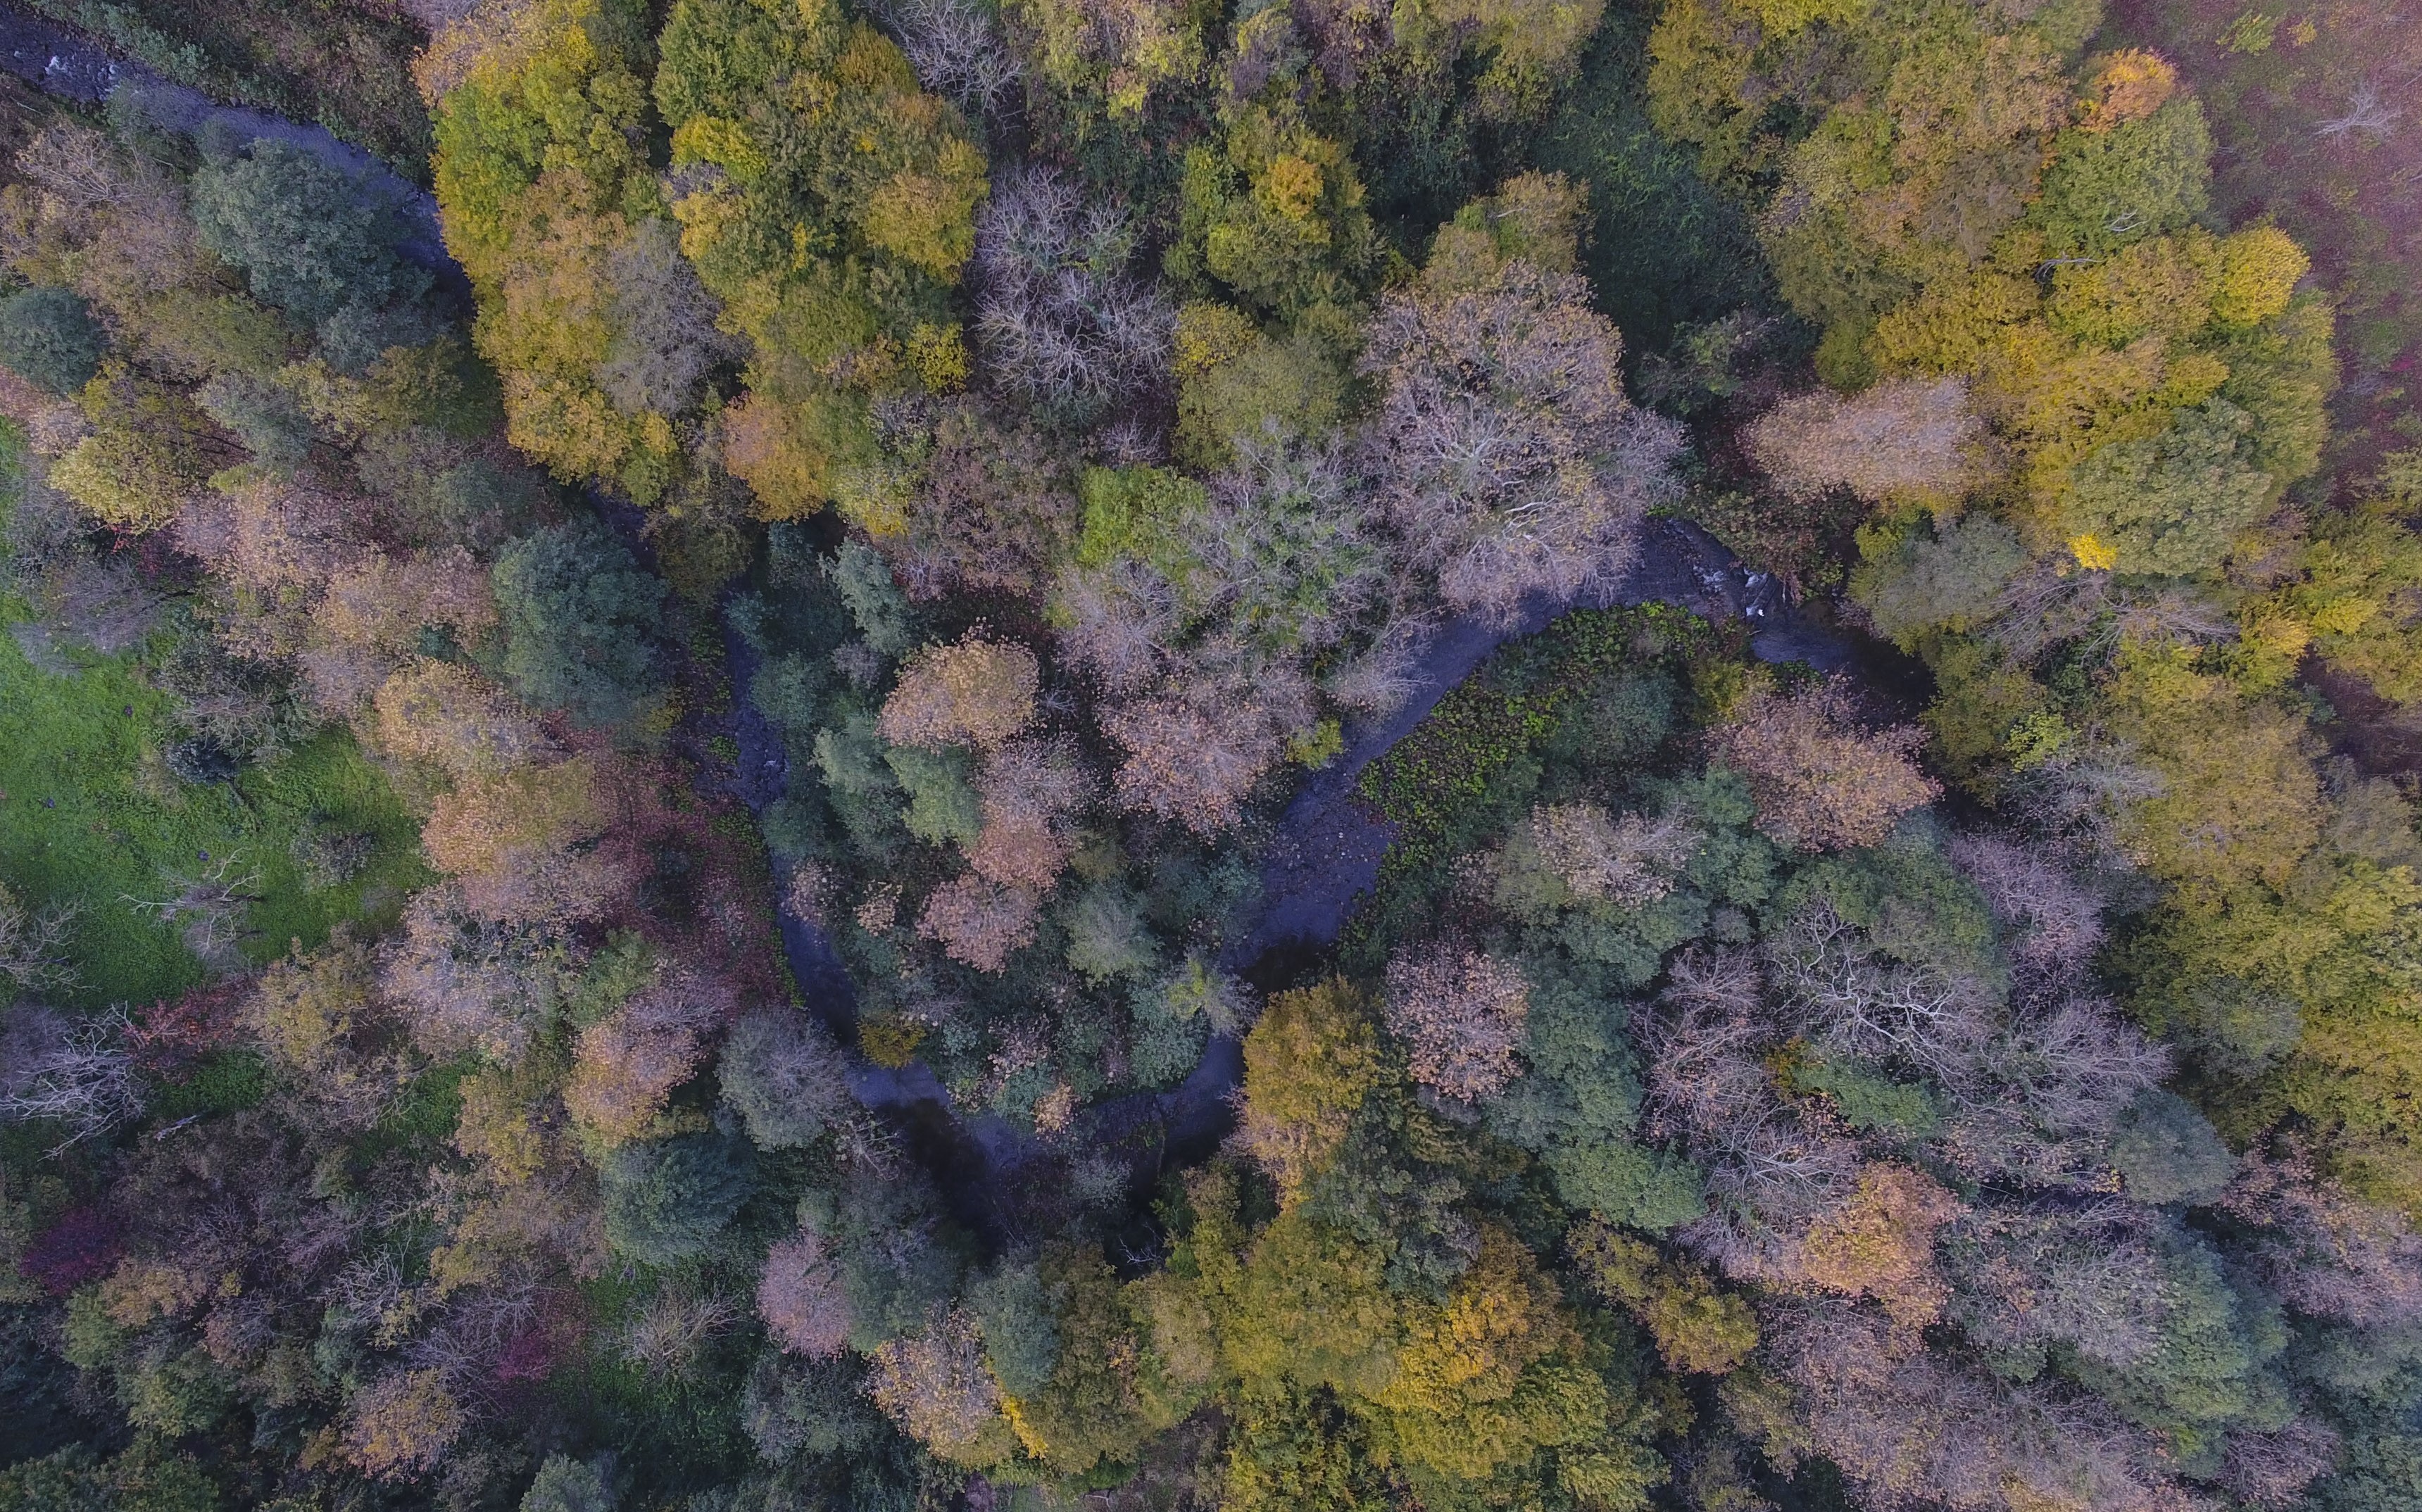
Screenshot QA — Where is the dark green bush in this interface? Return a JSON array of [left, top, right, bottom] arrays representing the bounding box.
[[493, 518, 668, 731], [0, 287, 106, 396], [599, 1133, 755, 1266]]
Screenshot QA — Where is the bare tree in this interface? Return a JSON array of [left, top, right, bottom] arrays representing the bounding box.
[[4, 473, 162, 657], [620, 1287, 740, 1378], [869, 1306, 1007, 1459], [1361, 260, 1681, 625], [1527, 801, 1700, 906], [1940, 995, 2169, 1187], [381, 883, 579, 1061], [0, 1004, 144, 1154], [968, 736, 1093, 888], [0, 884, 79, 995], [2223, 1419, 2344, 1509], [1053, 556, 1182, 693], [720, 1009, 854, 1149], [2314, 79, 2401, 141], [1769, 1299, 2173, 1512], [565, 969, 734, 1143], [1765, 902, 1998, 1088], [1640, 950, 1867, 1268], [1938, 1201, 2169, 1370], [594, 219, 742, 418], [972, 166, 1172, 416], [1321, 615, 1430, 716], [1197, 434, 1387, 655], [874, 0, 1024, 118], [126, 854, 263, 973], [1944, 833, 2105, 989], [2221, 1140, 2422, 1330], [1100, 663, 1308, 835]]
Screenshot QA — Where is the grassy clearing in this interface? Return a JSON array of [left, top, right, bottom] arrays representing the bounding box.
[[2, 434, 429, 1010], [0, 631, 431, 1008]]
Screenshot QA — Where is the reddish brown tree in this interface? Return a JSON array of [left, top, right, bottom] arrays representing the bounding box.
[[916, 875, 1041, 971], [1709, 680, 1940, 852], [757, 1229, 852, 1358], [879, 634, 1041, 751], [1381, 945, 1531, 1104], [1746, 377, 1981, 510]]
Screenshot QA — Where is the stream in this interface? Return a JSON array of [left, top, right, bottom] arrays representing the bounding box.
[[0, 5, 1875, 1240], [717, 517, 1864, 1239]]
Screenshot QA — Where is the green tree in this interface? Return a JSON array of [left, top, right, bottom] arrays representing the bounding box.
[[0, 286, 106, 395], [2033, 96, 2214, 258], [599, 1133, 756, 1266], [520, 1456, 615, 1512], [189, 139, 429, 332], [491, 518, 668, 731], [2061, 400, 2272, 577]]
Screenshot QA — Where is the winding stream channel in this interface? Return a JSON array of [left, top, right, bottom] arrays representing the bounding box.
[[0, 4, 1873, 1237]]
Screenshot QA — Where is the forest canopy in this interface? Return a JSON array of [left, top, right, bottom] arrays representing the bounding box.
[[4, 1, 2422, 1511]]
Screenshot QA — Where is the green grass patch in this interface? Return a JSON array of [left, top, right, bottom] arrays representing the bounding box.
[[0, 624, 431, 1006], [3, 439, 430, 1012], [148, 1050, 269, 1121], [1344, 603, 1738, 968]]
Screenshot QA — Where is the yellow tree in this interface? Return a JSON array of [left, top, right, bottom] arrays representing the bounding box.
[[655, 0, 986, 524]]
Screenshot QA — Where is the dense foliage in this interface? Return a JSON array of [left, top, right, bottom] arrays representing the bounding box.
[[6, 1, 2422, 1511]]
